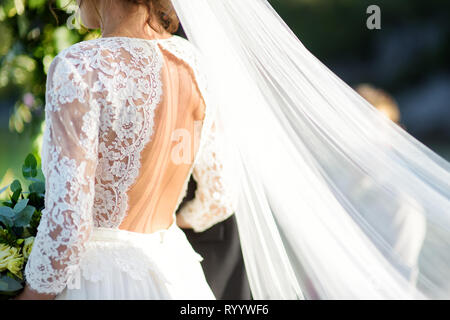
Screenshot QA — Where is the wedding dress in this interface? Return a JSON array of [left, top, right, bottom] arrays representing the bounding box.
[[23, 0, 450, 300], [24, 35, 235, 299]]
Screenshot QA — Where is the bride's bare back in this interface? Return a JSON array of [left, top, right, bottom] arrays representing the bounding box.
[[120, 42, 206, 233]]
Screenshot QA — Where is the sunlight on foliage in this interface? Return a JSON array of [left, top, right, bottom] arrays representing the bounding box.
[[0, 0, 98, 136]]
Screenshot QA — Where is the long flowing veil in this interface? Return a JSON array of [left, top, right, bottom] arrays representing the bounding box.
[[170, 0, 450, 299]]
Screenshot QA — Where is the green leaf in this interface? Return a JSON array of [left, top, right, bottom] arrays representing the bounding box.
[[22, 154, 38, 178], [14, 205, 36, 227], [24, 154, 37, 168], [0, 274, 23, 292], [10, 189, 21, 203], [0, 206, 15, 227], [13, 199, 29, 214], [1, 201, 13, 207], [29, 181, 45, 195], [0, 216, 14, 228], [10, 180, 21, 193], [0, 206, 14, 218]]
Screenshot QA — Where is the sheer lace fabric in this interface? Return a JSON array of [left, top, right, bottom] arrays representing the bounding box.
[[25, 36, 235, 295]]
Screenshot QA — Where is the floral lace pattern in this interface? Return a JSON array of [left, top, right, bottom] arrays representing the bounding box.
[[176, 122, 237, 233], [25, 51, 102, 294], [90, 38, 164, 227], [24, 36, 235, 295]]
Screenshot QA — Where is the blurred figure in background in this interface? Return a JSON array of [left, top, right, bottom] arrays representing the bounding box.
[[355, 84, 427, 285], [356, 84, 401, 124]]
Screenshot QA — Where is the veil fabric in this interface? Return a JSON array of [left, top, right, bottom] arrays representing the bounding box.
[[170, 0, 450, 299]]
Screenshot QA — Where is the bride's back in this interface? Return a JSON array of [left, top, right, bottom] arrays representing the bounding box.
[[53, 36, 207, 234], [119, 38, 207, 233]]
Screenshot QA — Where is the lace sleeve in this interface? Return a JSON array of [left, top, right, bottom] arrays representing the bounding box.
[[178, 122, 236, 233], [24, 55, 100, 294]]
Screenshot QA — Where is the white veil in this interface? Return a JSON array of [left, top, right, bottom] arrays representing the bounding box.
[[170, 0, 450, 299]]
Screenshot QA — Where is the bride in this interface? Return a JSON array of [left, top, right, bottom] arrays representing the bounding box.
[[16, 0, 450, 300], [17, 0, 231, 300]]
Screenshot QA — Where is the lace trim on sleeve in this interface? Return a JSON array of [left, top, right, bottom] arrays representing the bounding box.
[[177, 123, 236, 233]]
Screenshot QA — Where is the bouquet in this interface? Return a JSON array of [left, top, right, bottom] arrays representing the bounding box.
[[0, 154, 44, 299]]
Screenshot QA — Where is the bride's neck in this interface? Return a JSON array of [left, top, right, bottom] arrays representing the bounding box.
[[99, 3, 171, 40]]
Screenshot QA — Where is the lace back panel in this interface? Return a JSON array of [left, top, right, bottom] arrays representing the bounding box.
[[118, 42, 207, 233]]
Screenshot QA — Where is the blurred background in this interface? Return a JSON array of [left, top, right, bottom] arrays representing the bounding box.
[[0, 0, 449, 189]]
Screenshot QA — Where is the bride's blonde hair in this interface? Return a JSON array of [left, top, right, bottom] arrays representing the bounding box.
[[76, 0, 179, 33]]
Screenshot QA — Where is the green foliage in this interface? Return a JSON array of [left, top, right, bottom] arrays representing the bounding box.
[[0, 153, 44, 297], [0, 153, 44, 236], [0, 0, 99, 135], [22, 153, 37, 178]]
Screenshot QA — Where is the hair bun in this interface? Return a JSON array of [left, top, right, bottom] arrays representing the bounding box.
[[126, 0, 179, 33]]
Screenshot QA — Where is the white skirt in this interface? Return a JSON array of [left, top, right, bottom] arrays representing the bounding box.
[[55, 219, 216, 300]]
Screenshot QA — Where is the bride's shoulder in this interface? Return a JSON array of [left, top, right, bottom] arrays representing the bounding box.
[[48, 39, 102, 75], [55, 37, 165, 68], [54, 38, 116, 63], [49, 38, 140, 77], [45, 39, 110, 96]]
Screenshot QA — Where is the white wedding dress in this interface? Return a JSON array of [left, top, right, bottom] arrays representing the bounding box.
[[24, 35, 235, 299]]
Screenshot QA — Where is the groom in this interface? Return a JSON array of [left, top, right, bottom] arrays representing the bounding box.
[[176, 176, 252, 300]]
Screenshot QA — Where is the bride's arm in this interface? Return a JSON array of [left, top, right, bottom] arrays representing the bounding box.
[[177, 122, 236, 232], [18, 55, 99, 299]]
